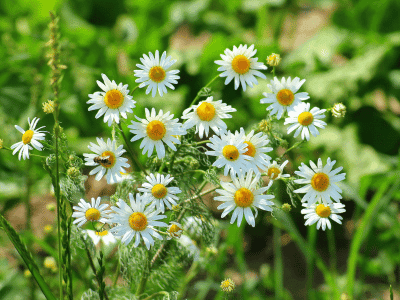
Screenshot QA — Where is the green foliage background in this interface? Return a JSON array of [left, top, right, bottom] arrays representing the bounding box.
[[1, 0, 400, 299]]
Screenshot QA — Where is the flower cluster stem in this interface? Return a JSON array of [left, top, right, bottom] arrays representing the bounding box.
[[189, 74, 220, 107], [135, 248, 152, 297]]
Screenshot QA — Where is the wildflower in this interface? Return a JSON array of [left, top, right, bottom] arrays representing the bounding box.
[[44, 224, 53, 233], [44, 257, 57, 272], [214, 170, 274, 227], [205, 131, 253, 176], [206, 245, 218, 255], [109, 193, 167, 249], [85, 229, 117, 246], [284, 102, 327, 141], [266, 160, 290, 180], [266, 53, 281, 67], [0, 139, 3, 149], [24, 270, 31, 278], [166, 221, 183, 239], [42, 100, 55, 114], [294, 157, 346, 206], [72, 197, 111, 227], [181, 96, 236, 138], [260, 77, 309, 120], [83, 137, 130, 184], [138, 173, 182, 213], [46, 203, 56, 211], [134, 50, 180, 97], [332, 103, 346, 118], [233, 128, 272, 173], [221, 278, 235, 293], [11, 117, 46, 160], [87, 73, 136, 126], [301, 202, 345, 231], [128, 108, 186, 159], [215, 44, 267, 91]]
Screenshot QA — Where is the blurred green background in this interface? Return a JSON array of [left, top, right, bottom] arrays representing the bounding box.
[[1, 0, 400, 299]]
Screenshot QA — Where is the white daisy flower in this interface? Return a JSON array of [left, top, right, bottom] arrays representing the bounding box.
[[84, 229, 117, 246], [265, 160, 290, 180], [181, 96, 236, 138], [294, 157, 346, 206], [205, 131, 253, 176], [215, 44, 267, 91], [284, 102, 327, 141], [138, 173, 182, 213], [260, 77, 310, 120], [214, 170, 274, 227], [166, 221, 183, 240], [233, 128, 272, 173], [11, 117, 46, 160], [109, 193, 168, 249], [128, 108, 186, 159], [72, 197, 111, 227], [83, 137, 130, 184], [87, 74, 136, 127], [134, 50, 180, 97], [301, 202, 346, 231]]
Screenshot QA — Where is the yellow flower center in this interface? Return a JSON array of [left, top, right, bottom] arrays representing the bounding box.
[[22, 130, 34, 144], [276, 89, 295, 106], [298, 112, 314, 126], [268, 167, 281, 180], [151, 184, 168, 199], [315, 204, 331, 218], [146, 120, 166, 140], [234, 187, 254, 207], [311, 172, 330, 192], [149, 66, 166, 83], [243, 141, 256, 157], [231, 55, 250, 74], [196, 102, 216, 121], [95, 230, 109, 237], [129, 212, 148, 231], [169, 224, 181, 234], [100, 151, 116, 168], [85, 208, 101, 221], [104, 89, 124, 109], [222, 145, 240, 161]]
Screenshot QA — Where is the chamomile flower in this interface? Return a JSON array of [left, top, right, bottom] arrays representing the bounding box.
[[83, 137, 130, 184], [284, 102, 327, 141], [109, 193, 167, 249], [233, 128, 272, 173], [214, 170, 275, 227], [294, 158, 346, 206], [11, 117, 46, 160], [215, 44, 267, 91], [260, 77, 309, 120], [134, 50, 180, 97], [205, 131, 253, 176], [181, 96, 236, 138], [265, 160, 290, 180], [166, 221, 183, 240], [72, 197, 111, 227], [301, 202, 346, 231], [128, 108, 186, 159], [138, 173, 182, 213], [87, 74, 136, 126], [85, 229, 117, 246]]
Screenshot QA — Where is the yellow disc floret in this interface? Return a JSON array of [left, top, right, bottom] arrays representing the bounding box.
[[311, 173, 330, 192], [196, 102, 216, 121], [149, 66, 166, 83], [316, 204, 331, 218], [243, 141, 256, 157], [222, 145, 240, 161], [104, 89, 124, 109], [298, 112, 314, 126], [268, 167, 281, 179], [231, 55, 250, 74], [100, 150, 116, 168], [95, 230, 109, 237], [276, 89, 295, 106], [129, 212, 148, 231], [22, 130, 34, 144], [234, 187, 254, 207], [146, 120, 166, 140], [85, 208, 101, 221], [151, 184, 168, 199]]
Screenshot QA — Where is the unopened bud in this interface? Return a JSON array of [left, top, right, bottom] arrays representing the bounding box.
[[266, 53, 281, 67], [332, 103, 346, 118]]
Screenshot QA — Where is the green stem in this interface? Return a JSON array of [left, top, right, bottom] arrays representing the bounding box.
[[306, 225, 317, 300], [189, 74, 220, 107], [135, 248, 152, 297], [142, 291, 170, 300], [279, 140, 306, 159], [272, 66, 276, 77], [130, 84, 140, 96], [327, 227, 339, 299], [112, 259, 120, 288], [178, 260, 200, 299], [273, 225, 283, 299]]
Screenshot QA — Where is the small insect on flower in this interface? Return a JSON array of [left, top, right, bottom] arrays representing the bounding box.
[[93, 155, 112, 167]]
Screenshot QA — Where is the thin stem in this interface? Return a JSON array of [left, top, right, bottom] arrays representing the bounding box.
[[189, 74, 220, 107], [272, 66, 276, 78], [177, 260, 200, 299], [306, 225, 317, 300], [279, 140, 306, 159], [135, 248, 152, 297], [327, 227, 339, 299], [112, 259, 120, 288], [130, 84, 140, 96], [273, 225, 283, 299], [142, 291, 170, 300]]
